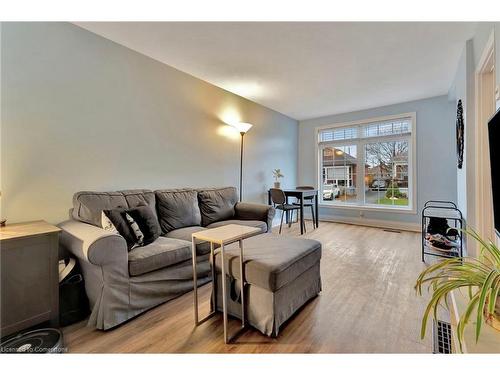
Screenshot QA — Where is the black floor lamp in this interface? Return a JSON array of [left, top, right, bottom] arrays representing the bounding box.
[[233, 122, 253, 201]]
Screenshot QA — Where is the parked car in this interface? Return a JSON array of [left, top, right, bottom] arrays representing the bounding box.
[[323, 184, 340, 200], [371, 179, 386, 190]]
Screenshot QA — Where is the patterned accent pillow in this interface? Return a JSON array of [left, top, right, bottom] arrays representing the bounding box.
[[127, 205, 161, 245], [101, 211, 119, 234], [103, 208, 143, 250], [124, 213, 144, 248]]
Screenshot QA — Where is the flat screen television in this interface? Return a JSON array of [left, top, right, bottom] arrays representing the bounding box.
[[488, 108, 500, 237]]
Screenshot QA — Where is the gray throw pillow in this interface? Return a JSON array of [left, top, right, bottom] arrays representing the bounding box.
[[155, 189, 202, 233], [198, 187, 238, 226]]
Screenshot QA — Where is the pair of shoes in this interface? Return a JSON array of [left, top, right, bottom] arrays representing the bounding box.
[[427, 240, 458, 253], [427, 217, 459, 238], [425, 233, 460, 248], [425, 233, 459, 253], [428, 240, 457, 253], [445, 227, 459, 238]]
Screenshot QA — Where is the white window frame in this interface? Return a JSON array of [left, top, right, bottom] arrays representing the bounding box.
[[315, 112, 417, 213]]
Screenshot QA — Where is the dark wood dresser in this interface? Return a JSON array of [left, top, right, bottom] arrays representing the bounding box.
[[0, 221, 61, 337]]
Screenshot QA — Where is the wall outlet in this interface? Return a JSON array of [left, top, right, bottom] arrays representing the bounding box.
[[359, 211, 364, 218]]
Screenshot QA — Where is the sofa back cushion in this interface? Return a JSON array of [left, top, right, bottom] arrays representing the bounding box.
[[197, 187, 238, 226], [72, 191, 128, 226], [155, 189, 202, 233], [72, 189, 156, 227], [121, 190, 157, 219]]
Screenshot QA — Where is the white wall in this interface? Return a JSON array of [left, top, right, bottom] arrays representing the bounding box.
[[449, 22, 500, 248], [448, 40, 475, 224], [1, 22, 299, 224], [298, 96, 457, 230]]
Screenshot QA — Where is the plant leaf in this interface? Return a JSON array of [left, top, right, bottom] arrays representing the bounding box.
[[457, 292, 480, 352], [475, 270, 497, 342], [488, 275, 500, 314], [416, 226, 500, 348]]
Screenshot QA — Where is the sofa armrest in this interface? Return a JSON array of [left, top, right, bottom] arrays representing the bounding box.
[[234, 202, 275, 232], [58, 219, 128, 268]]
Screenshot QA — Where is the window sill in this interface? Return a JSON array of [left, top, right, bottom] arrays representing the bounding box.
[[319, 202, 417, 214]]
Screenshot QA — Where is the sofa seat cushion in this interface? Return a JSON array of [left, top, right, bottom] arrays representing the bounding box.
[[128, 237, 192, 276], [165, 226, 213, 255], [214, 234, 321, 292], [206, 220, 267, 234]]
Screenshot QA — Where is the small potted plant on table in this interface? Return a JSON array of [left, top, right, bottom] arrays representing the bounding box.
[[272, 169, 284, 188]]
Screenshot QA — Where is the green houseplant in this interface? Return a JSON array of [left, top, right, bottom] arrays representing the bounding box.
[[385, 182, 405, 199], [272, 169, 284, 188], [415, 228, 500, 351]]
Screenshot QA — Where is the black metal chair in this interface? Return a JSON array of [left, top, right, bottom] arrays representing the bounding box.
[[269, 188, 302, 234], [296, 185, 316, 230]]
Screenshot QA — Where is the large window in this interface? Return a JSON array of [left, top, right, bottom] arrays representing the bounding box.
[[317, 113, 415, 211]]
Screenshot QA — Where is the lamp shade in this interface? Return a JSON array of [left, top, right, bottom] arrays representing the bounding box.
[[233, 122, 253, 134]]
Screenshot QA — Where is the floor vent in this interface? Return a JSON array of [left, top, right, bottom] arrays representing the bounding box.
[[433, 320, 452, 354], [383, 229, 401, 233]]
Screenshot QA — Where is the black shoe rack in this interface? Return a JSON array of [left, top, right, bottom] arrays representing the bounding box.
[[422, 200, 463, 262]]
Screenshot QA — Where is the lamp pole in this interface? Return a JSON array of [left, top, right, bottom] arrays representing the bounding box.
[[233, 122, 252, 202], [239, 131, 244, 202]]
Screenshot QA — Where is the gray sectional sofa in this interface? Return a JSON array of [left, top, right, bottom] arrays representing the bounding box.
[[59, 187, 274, 330]]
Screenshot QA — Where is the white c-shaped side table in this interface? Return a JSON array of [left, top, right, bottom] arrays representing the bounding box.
[[191, 224, 260, 344]]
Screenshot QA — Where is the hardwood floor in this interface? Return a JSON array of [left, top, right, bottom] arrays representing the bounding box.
[[63, 221, 433, 353]]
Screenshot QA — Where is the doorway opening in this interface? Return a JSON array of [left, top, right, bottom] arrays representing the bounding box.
[[475, 31, 496, 251]]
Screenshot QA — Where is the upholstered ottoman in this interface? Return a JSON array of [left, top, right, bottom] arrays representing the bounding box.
[[213, 233, 322, 337]]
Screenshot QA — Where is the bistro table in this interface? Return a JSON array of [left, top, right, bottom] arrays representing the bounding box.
[[268, 188, 319, 235]]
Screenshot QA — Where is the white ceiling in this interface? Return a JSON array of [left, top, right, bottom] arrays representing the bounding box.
[[76, 22, 477, 121]]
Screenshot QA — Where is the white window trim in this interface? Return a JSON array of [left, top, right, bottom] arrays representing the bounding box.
[[314, 112, 417, 214]]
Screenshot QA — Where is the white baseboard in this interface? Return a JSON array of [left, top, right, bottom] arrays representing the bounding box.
[[320, 216, 421, 232], [273, 214, 421, 232], [321, 217, 422, 232]]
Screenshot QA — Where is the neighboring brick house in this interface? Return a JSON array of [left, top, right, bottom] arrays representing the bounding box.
[[321, 147, 358, 189]]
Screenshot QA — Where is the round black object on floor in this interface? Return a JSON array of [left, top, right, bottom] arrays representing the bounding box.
[[0, 328, 64, 354]]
